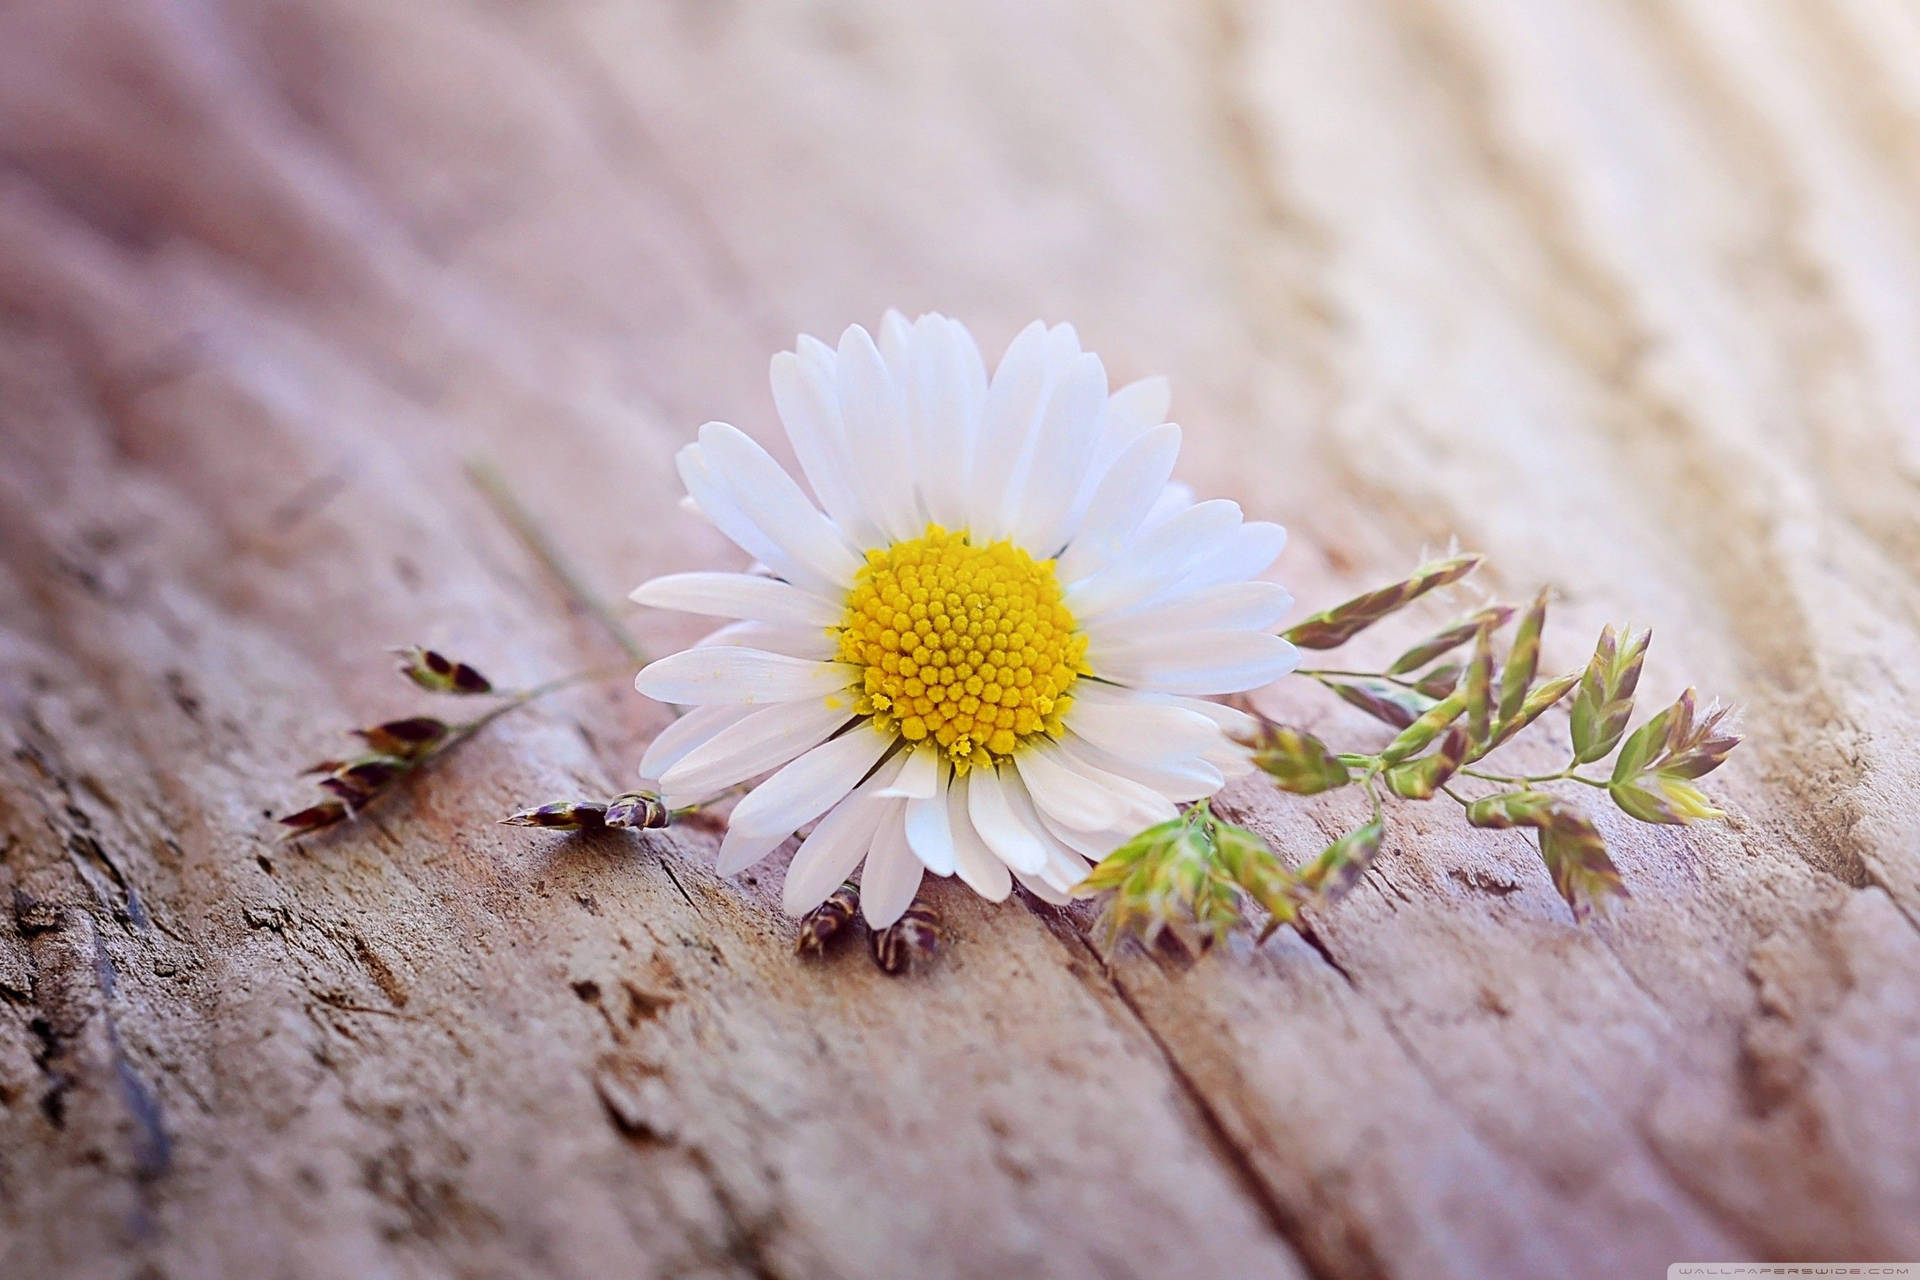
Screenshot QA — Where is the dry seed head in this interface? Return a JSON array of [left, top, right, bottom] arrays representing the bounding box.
[[390, 646, 493, 695], [1387, 604, 1514, 676], [277, 800, 348, 839], [1238, 724, 1352, 795], [500, 800, 610, 830], [1538, 810, 1625, 921], [1297, 816, 1386, 906], [1327, 678, 1433, 730], [1497, 590, 1549, 725], [357, 716, 449, 760], [1284, 554, 1484, 651], [1464, 624, 1496, 745], [1384, 724, 1470, 799]]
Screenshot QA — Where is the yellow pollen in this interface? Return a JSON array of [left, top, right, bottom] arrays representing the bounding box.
[[834, 524, 1086, 769]]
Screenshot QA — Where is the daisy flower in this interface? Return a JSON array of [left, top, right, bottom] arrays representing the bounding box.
[[631, 314, 1298, 927]]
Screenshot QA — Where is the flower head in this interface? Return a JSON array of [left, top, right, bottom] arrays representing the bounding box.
[[632, 314, 1297, 926]]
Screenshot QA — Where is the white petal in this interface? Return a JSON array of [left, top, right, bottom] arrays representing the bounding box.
[[636, 647, 850, 706], [1066, 499, 1244, 621], [1062, 684, 1223, 759], [638, 704, 753, 784], [1012, 742, 1132, 833], [1104, 520, 1290, 621], [1158, 693, 1261, 742], [1207, 742, 1257, 780], [860, 807, 925, 927], [697, 423, 862, 589], [878, 744, 940, 798], [772, 346, 880, 547], [1137, 481, 1196, 537], [721, 727, 894, 853], [1040, 843, 1092, 896], [694, 619, 836, 661], [912, 315, 987, 529], [658, 698, 854, 805], [946, 774, 1013, 901], [1057, 424, 1181, 584], [1007, 352, 1107, 554], [837, 325, 923, 542], [1182, 520, 1288, 591], [1035, 807, 1133, 862], [631, 571, 841, 628], [1106, 375, 1170, 438], [1015, 871, 1073, 906], [878, 309, 914, 378], [968, 321, 1049, 537], [1062, 731, 1223, 803], [1093, 629, 1300, 695], [903, 768, 957, 875], [998, 767, 1096, 896], [965, 763, 1050, 874], [1037, 739, 1179, 828], [676, 443, 805, 585], [780, 754, 908, 915], [1098, 580, 1293, 636]]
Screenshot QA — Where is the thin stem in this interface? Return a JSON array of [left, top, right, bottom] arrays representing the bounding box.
[[467, 458, 653, 671], [1458, 766, 1608, 789], [432, 666, 626, 760], [1297, 667, 1425, 691]]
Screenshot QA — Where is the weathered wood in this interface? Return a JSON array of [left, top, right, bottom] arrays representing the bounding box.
[[2, 1, 1917, 1277]]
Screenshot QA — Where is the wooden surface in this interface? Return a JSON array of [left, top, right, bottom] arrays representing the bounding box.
[[3, 2, 1918, 1277]]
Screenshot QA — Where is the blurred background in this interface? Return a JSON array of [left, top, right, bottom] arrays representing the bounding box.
[[2, 2, 1917, 1278]]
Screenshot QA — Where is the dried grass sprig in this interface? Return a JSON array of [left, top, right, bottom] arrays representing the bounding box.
[[1079, 554, 1740, 943], [274, 659, 626, 840]]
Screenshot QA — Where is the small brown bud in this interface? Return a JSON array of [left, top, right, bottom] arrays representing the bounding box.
[[317, 754, 409, 804], [1414, 663, 1465, 699], [870, 899, 941, 975], [796, 882, 860, 955], [278, 801, 348, 838], [356, 716, 449, 760], [390, 646, 493, 695], [604, 792, 670, 830]]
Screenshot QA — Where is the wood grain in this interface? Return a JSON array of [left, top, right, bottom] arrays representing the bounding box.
[[1, 2, 1916, 1277]]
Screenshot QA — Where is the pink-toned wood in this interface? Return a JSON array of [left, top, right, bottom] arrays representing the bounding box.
[[1, 2, 1915, 1276]]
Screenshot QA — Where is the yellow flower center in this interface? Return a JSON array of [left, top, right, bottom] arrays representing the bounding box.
[[834, 525, 1087, 769]]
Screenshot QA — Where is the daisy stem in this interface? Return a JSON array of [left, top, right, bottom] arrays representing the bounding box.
[[467, 457, 654, 672]]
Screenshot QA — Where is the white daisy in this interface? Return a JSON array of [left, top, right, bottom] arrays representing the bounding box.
[[631, 313, 1298, 927]]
